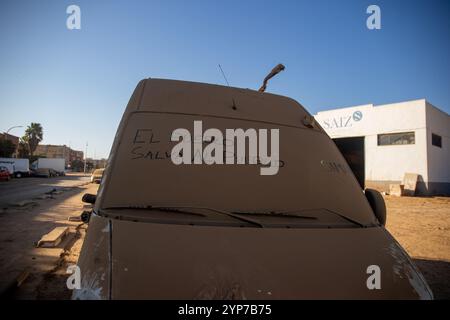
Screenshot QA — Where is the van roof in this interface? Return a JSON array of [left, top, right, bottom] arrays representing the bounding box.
[[96, 78, 376, 225], [123, 78, 320, 131]]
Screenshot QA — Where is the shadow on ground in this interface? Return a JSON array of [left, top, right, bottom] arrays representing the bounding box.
[[413, 258, 450, 300], [0, 185, 92, 299]]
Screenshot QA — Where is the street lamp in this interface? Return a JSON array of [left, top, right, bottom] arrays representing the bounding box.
[[84, 142, 88, 174], [5, 125, 24, 135]]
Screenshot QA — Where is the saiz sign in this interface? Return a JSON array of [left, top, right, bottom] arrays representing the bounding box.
[[321, 111, 363, 130]]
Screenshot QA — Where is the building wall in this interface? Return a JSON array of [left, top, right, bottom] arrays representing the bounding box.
[[425, 102, 450, 195], [363, 100, 428, 185], [35, 144, 84, 167], [85, 158, 108, 170], [314, 99, 431, 194], [0, 133, 19, 157]]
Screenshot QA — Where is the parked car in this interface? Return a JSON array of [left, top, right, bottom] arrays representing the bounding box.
[[0, 158, 30, 178], [49, 168, 58, 177], [75, 79, 433, 300], [90, 168, 105, 184], [0, 161, 14, 176], [0, 166, 11, 181]]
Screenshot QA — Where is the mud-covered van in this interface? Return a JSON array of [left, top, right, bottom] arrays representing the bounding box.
[[74, 79, 432, 299]]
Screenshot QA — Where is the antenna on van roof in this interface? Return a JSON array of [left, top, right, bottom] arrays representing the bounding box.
[[258, 63, 285, 93], [218, 64, 238, 110], [218, 64, 230, 87]]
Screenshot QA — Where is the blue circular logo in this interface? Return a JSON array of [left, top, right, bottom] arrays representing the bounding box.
[[353, 111, 363, 122]]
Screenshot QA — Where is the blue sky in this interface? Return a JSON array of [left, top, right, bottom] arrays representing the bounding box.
[[0, 0, 449, 159]]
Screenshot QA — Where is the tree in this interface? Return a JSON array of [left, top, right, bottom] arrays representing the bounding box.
[[70, 159, 84, 172], [0, 139, 17, 157], [22, 123, 43, 156], [17, 139, 30, 158]]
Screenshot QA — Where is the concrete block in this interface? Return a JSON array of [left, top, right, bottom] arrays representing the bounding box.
[[37, 227, 69, 248], [403, 173, 419, 196], [389, 184, 404, 197], [68, 215, 82, 222]]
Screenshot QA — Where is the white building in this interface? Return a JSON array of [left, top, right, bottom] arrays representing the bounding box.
[[314, 99, 450, 195]]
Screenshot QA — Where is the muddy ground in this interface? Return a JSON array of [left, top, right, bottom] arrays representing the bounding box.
[[384, 195, 450, 299], [0, 181, 98, 299]]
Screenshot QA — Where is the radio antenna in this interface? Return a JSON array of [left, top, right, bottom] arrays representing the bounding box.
[[218, 64, 237, 110], [218, 64, 230, 87]]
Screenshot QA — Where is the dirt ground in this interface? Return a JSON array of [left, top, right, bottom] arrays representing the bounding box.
[[384, 195, 450, 299], [0, 181, 98, 299]]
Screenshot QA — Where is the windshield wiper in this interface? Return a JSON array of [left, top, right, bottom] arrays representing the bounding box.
[[233, 209, 365, 228], [232, 211, 318, 220], [282, 208, 365, 227], [319, 209, 365, 227], [101, 205, 264, 228], [102, 206, 207, 217]]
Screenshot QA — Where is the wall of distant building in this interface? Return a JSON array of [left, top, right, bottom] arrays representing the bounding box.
[[35, 144, 84, 167], [86, 158, 108, 169], [0, 133, 19, 157], [426, 102, 450, 195], [314, 99, 450, 195]]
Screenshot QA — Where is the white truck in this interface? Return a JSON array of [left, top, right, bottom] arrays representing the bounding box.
[[0, 158, 30, 178], [31, 158, 65, 175]]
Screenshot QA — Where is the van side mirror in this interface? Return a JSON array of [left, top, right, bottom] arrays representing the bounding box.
[[81, 210, 92, 223], [82, 193, 96, 204], [364, 188, 386, 226]]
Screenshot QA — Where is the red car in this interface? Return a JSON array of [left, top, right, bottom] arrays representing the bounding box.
[[0, 166, 11, 181]]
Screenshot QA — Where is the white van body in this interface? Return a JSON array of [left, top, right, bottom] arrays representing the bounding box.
[[0, 159, 15, 175], [0, 158, 30, 177], [32, 158, 65, 173], [13, 158, 29, 172]]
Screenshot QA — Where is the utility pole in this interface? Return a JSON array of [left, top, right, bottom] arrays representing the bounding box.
[[84, 141, 88, 174]]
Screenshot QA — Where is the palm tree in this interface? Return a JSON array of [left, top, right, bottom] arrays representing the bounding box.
[[17, 138, 30, 158], [23, 123, 43, 156]]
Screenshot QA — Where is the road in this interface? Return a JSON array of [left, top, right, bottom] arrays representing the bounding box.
[[0, 182, 99, 298], [0, 173, 90, 207]]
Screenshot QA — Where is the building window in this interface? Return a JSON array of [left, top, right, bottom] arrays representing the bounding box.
[[432, 133, 442, 148], [377, 132, 415, 146]]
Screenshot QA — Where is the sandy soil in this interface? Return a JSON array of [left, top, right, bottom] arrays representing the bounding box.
[[385, 195, 450, 299]]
